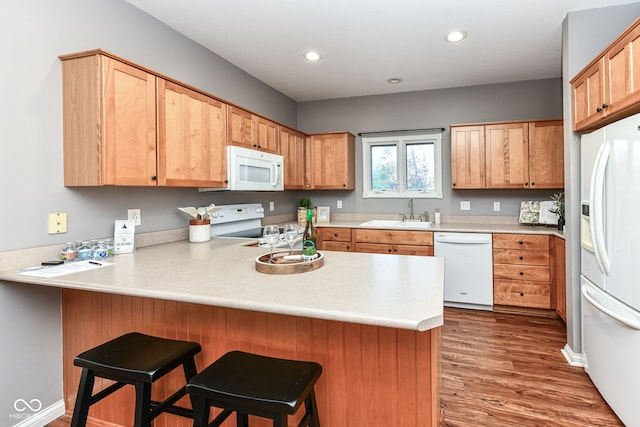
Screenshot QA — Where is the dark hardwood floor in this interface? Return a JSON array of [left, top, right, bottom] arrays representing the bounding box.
[[47, 307, 621, 427], [441, 307, 622, 427]]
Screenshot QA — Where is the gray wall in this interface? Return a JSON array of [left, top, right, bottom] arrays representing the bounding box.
[[297, 79, 564, 217], [562, 3, 640, 355], [0, 0, 298, 254]]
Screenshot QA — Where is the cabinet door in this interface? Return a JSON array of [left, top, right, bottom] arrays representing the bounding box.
[[256, 117, 278, 153], [309, 133, 355, 189], [227, 106, 255, 148], [572, 58, 606, 132], [157, 80, 227, 187], [605, 24, 640, 117], [552, 237, 567, 321], [450, 125, 485, 189], [485, 122, 529, 188], [279, 127, 306, 189], [528, 120, 564, 189]]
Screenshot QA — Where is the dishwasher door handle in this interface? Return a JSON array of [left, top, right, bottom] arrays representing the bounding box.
[[434, 234, 491, 245]]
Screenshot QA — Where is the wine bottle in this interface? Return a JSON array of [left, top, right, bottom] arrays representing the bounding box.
[[302, 208, 317, 256]]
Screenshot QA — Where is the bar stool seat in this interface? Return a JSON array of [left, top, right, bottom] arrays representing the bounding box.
[[71, 332, 201, 427], [186, 350, 322, 427]]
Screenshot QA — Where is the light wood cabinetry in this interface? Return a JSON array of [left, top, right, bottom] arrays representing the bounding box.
[[157, 79, 227, 187], [451, 119, 564, 190], [227, 106, 278, 153], [62, 53, 158, 186], [317, 227, 354, 252], [307, 132, 356, 190], [572, 18, 640, 132], [61, 50, 228, 188], [552, 236, 567, 321], [493, 234, 551, 309], [355, 229, 433, 256], [485, 122, 529, 188], [451, 125, 486, 188], [279, 126, 307, 189]]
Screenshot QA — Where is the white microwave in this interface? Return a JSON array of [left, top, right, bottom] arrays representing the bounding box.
[[200, 146, 283, 192]]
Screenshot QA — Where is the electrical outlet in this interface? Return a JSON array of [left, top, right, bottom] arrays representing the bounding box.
[[48, 212, 67, 234], [493, 202, 501, 211], [128, 209, 141, 226], [337, 200, 342, 209], [269, 201, 275, 211], [460, 201, 471, 211]]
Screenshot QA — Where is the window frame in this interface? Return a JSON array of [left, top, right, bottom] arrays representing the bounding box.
[[362, 132, 443, 199]]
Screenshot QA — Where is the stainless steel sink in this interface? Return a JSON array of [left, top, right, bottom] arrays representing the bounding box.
[[359, 219, 432, 228]]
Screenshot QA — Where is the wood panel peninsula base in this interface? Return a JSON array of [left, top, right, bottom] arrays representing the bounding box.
[[61, 290, 441, 427]]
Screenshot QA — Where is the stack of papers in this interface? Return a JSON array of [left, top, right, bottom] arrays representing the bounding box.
[[17, 260, 112, 278]]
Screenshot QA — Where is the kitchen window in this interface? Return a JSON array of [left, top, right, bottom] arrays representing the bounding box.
[[362, 132, 443, 198]]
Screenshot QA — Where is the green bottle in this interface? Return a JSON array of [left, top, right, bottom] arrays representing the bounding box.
[[302, 208, 317, 256]]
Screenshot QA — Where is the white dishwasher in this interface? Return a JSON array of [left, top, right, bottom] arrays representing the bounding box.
[[434, 232, 493, 311]]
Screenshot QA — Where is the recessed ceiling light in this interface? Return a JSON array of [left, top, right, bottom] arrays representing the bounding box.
[[387, 77, 403, 84], [304, 51, 322, 61], [445, 30, 467, 43]]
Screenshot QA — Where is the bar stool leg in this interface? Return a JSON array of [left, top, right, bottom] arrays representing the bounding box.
[[70, 368, 95, 427], [236, 413, 249, 426], [273, 414, 286, 427], [192, 397, 211, 427], [307, 390, 320, 427], [182, 357, 198, 409], [133, 381, 152, 427]]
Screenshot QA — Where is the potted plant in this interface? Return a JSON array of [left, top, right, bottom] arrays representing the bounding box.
[[549, 192, 565, 231], [298, 197, 312, 226]]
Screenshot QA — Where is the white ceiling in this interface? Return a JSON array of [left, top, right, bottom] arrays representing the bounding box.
[[126, 0, 637, 102]]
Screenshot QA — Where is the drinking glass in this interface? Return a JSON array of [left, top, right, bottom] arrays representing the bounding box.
[[263, 225, 280, 260], [283, 223, 298, 255]]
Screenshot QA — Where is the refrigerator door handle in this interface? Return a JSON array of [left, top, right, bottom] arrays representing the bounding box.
[[582, 283, 640, 330], [590, 141, 611, 274]]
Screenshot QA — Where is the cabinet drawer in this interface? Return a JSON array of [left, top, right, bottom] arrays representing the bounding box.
[[493, 264, 550, 282], [394, 245, 433, 256], [355, 243, 394, 254], [494, 279, 551, 308], [493, 249, 549, 266], [493, 234, 549, 250], [355, 229, 433, 245], [320, 227, 352, 242], [322, 241, 352, 252]]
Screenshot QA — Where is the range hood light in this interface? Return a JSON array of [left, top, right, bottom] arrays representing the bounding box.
[[446, 30, 467, 43], [304, 51, 322, 61]]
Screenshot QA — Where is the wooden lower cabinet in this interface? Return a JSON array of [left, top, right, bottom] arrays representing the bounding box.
[[354, 229, 434, 256], [61, 290, 441, 427], [492, 234, 551, 309], [552, 236, 567, 321], [317, 227, 353, 252]]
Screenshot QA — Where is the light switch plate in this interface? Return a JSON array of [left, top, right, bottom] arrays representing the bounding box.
[[128, 209, 141, 226], [460, 201, 471, 211], [48, 212, 67, 234], [493, 202, 501, 211]]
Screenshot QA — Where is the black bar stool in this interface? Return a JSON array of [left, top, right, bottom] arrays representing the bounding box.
[[71, 332, 201, 427], [186, 350, 322, 427]]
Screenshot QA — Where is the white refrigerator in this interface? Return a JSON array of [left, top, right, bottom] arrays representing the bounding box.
[[581, 112, 640, 426]]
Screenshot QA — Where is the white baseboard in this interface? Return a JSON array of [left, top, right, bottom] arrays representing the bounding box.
[[10, 400, 65, 427], [561, 343, 586, 367]]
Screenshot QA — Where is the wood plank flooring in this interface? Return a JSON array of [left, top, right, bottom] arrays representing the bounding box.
[[47, 307, 621, 427], [441, 307, 622, 427]]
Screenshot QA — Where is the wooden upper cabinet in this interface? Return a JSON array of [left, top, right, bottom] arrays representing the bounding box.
[[61, 52, 158, 186], [450, 125, 485, 189], [227, 106, 255, 149], [228, 106, 278, 153], [528, 120, 564, 189], [572, 18, 640, 132], [279, 126, 306, 189], [485, 122, 529, 188], [255, 117, 278, 153], [308, 132, 356, 190], [157, 79, 227, 188]]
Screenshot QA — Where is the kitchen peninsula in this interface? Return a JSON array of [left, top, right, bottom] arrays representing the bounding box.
[[1, 238, 444, 427]]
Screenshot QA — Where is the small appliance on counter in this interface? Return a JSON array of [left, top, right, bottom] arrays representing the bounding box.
[[518, 200, 558, 225]]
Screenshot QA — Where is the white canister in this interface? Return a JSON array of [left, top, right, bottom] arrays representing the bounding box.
[[189, 219, 211, 243]]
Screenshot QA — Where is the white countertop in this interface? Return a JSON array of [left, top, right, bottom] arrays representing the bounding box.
[[0, 238, 444, 332]]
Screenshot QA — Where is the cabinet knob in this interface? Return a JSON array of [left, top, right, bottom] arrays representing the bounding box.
[[519, 271, 524, 276], [520, 292, 525, 297], [519, 256, 524, 260], [346, 246, 351, 250], [453, 183, 456, 186], [531, 182, 535, 186], [151, 175, 157, 181], [597, 106, 602, 112], [602, 103, 608, 109], [334, 233, 338, 237], [518, 241, 524, 245]]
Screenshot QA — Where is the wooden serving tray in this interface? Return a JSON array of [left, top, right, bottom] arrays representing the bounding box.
[[255, 250, 324, 275]]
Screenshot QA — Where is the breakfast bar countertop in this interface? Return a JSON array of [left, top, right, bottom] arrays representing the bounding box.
[[0, 238, 444, 332]]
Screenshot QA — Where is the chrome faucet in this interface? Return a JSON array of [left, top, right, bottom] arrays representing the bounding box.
[[408, 198, 414, 220]]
